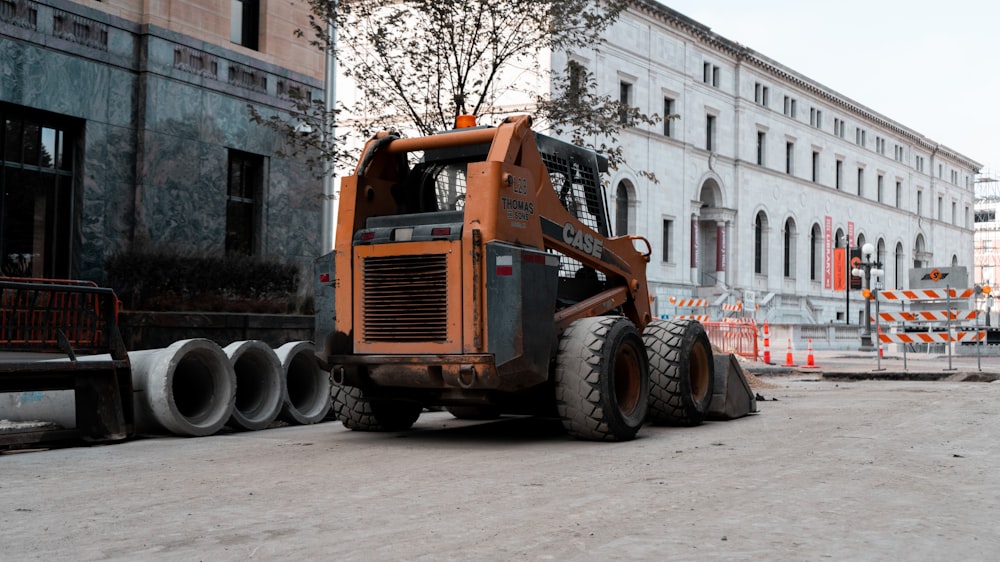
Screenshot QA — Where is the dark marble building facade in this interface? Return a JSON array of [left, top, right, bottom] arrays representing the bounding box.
[[0, 0, 322, 282]]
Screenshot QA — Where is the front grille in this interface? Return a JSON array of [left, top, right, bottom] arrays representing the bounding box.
[[362, 254, 449, 342]]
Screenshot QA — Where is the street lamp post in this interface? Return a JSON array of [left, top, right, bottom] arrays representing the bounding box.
[[852, 242, 884, 351]]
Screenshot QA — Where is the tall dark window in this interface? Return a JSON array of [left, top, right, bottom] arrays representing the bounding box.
[[812, 151, 819, 183], [663, 97, 675, 137], [756, 132, 765, 165], [0, 105, 77, 278], [226, 150, 265, 255], [230, 0, 260, 50], [754, 212, 767, 275], [662, 219, 673, 262], [567, 61, 585, 105], [785, 141, 794, 175], [706, 115, 716, 151], [615, 181, 630, 235], [618, 81, 632, 125]]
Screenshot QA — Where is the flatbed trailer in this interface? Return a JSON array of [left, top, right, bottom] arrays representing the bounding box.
[[1, 279, 133, 448]]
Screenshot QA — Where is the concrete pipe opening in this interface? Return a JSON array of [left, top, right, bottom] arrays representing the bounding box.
[[129, 339, 236, 437], [275, 341, 331, 424], [223, 340, 283, 431]]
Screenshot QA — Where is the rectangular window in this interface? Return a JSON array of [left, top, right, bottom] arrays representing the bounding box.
[[230, 0, 260, 50], [703, 62, 711, 84], [663, 97, 675, 137], [783, 96, 797, 118], [877, 174, 884, 203], [836, 160, 843, 190], [785, 141, 794, 175], [812, 151, 819, 182], [712, 66, 720, 87], [951, 201, 956, 224], [754, 83, 769, 106], [895, 181, 901, 209], [937, 196, 943, 220], [0, 105, 77, 278], [618, 81, 632, 125], [757, 131, 766, 166], [662, 219, 673, 262], [706, 114, 716, 151], [834, 118, 845, 138], [917, 191, 923, 216], [226, 149, 265, 255], [857, 168, 864, 197], [976, 209, 996, 223]]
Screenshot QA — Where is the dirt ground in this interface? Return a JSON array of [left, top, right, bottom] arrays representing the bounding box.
[[2, 378, 998, 561]]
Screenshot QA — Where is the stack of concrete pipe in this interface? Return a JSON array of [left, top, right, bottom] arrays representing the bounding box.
[[2, 339, 332, 438], [129, 339, 332, 436]]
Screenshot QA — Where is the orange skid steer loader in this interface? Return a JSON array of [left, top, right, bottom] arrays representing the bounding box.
[[319, 115, 754, 441]]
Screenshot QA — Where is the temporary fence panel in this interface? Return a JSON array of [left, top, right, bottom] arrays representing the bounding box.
[[703, 321, 758, 360]]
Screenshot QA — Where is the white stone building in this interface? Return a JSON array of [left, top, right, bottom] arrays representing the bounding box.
[[333, 0, 981, 324], [571, 1, 980, 323]]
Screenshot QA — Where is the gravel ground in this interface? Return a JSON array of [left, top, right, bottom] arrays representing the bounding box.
[[2, 378, 998, 561]]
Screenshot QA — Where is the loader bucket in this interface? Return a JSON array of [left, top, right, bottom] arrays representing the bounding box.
[[707, 353, 757, 420]]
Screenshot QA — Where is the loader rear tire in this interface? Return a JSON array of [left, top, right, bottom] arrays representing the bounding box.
[[554, 316, 649, 442], [332, 383, 422, 431], [643, 319, 714, 426]]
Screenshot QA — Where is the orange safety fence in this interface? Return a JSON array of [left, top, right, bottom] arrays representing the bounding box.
[[0, 277, 120, 354], [702, 320, 758, 360]]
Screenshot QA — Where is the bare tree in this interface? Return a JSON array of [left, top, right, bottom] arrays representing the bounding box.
[[257, 0, 658, 178]]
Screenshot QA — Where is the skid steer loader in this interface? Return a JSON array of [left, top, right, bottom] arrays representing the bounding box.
[[320, 115, 750, 441]]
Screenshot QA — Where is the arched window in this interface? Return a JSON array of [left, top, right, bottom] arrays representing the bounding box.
[[914, 234, 926, 268], [877, 238, 886, 288], [894, 242, 904, 289], [810, 223, 822, 281], [754, 211, 769, 275], [615, 181, 630, 235], [783, 218, 797, 278]]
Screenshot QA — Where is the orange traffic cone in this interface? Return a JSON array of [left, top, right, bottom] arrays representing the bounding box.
[[783, 338, 796, 367], [801, 338, 819, 369], [762, 322, 772, 364]]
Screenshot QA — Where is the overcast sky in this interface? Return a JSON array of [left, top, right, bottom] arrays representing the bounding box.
[[658, 0, 1000, 174]]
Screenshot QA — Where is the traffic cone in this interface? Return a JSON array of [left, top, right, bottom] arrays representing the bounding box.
[[801, 338, 819, 369], [783, 338, 796, 367], [762, 322, 772, 364]]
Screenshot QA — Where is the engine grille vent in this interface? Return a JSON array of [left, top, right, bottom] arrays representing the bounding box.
[[362, 254, 449, 342]]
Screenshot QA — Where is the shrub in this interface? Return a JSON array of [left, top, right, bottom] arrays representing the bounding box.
[[106, 250, 301, 313]]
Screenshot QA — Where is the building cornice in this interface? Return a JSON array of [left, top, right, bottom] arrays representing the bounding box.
[[629, 0, 982, 172]]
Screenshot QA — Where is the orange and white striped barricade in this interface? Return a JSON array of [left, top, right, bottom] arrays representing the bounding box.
[[876, 287, 984, 371], [668, 296, 710, 322]]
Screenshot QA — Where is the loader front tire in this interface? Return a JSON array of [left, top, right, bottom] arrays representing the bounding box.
[[555, 316, 649, 441], [332, 383, 422, 431], [643, 319, 714, 426]]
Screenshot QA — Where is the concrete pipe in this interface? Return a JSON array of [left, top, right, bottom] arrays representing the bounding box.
[[129, 339, 236, 437], [223, 340, 283, 431], [275, 341, 331, 424]]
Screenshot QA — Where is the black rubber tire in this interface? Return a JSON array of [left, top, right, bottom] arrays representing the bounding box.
[[446, 406, 502, 420], [644, 319, 715, 426], [331, 383, 422, 431], [554, 316, 649, 442]]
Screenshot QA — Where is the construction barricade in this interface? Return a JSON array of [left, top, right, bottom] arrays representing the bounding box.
[[669, 296, 710, 322], [874, 287, 986, 371], [703, 320, 758, 361]]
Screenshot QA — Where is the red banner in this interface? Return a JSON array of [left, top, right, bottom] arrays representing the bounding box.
[[824, 216, 833, 289], [833, 248, 846, 291]]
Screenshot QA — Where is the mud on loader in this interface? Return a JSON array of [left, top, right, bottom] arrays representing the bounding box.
[[319, 115, 754, 442]]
